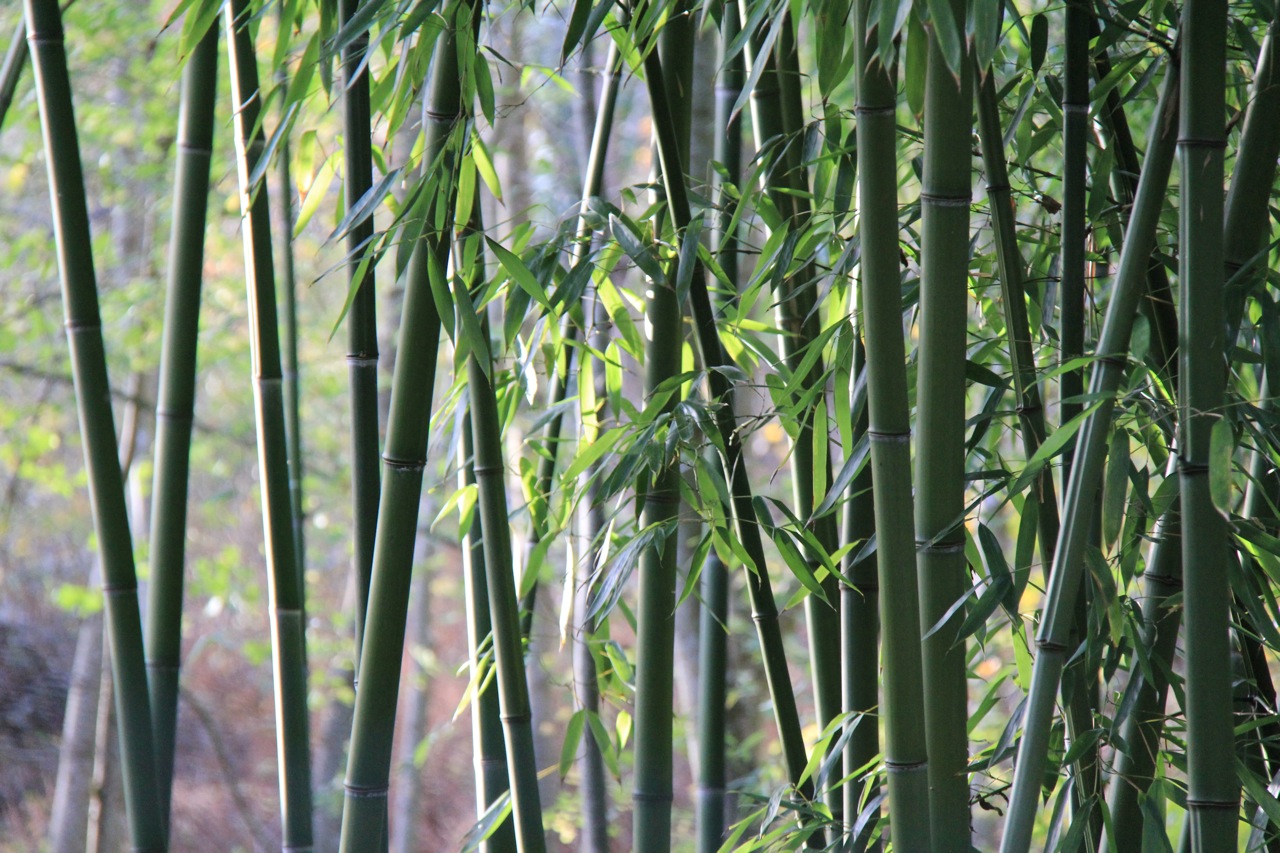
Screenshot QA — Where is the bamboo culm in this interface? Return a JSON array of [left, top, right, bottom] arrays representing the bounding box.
[[631, 9, 693, 847], [225, 2, 314, 846], [914, 4, 975, 846], [641, 37, 819, 828], [337, 3, 458, 845], [852, 3, 931, 849], [339, 0, 382, 667], [24, 0, 166, 847], [144, 22, 218, 836], [1177, 2, 1238, 848], [697, 7, 742, 851]]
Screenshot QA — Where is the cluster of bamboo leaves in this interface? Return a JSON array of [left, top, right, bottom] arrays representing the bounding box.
[[16, 0, 1280, 849]]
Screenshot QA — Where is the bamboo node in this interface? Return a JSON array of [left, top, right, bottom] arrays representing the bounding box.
[[855, 105, 895, 116], [282, 846, 315, 852], [473, 463, 505, 476], [884, 759, 928, 771], [382, 454, 425, 472], [343, 783, 389, 798], [920, 192, 971, 208], [1176, 136, 1227, 149], [64, 317, 103, 332], [1036, 638, 1068, 652], [176, 142, 214, 156], [1185, 798, 1240, 810], [867, 429, 910, 443], [1062, 103, 1089, 115], [102, 581, 139, 595], [916, 539, 964, 554], [346, 354, 378, 366], [1177, 458, 1210, 476]]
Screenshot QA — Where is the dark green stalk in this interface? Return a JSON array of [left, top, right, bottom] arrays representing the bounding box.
[[0, 18, 25, 135], [696, 9, 741, 852], [460, 418, 517, 853], [277, 8, 305, 610], [225, 3, 313, 846], [463, 228, 547, 853], [24, 0, 164, 847], [642, 34, 818, 832], [144, 22, 218, 836], [840, 333, 878, 853], [337, 4, 458, 846], [1101, 503, 1184, 852], [998, 64, 1181, 853], [1177, 2, 1237, 848], [915, 4, 973, 845], [575, 343, 611, 853], [742, 14, 842, 817], [1089, 14, 1180, 389], [1061, 0, 1088, 459], [851, 4, 930, 849], [631, 13, 692, 847], [340, 0, 381, 665]]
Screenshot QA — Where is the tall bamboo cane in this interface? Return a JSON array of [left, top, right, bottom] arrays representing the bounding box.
[[225, 2, 314, 846], [1177, 2, 1238, 848], [696, 8, 742, 851], [851, 4, 930, 849], [632, 9, 693, 846], [23, 0, 165, 848], [144, 21, 218, 836], [462, 224, 547, 851], [642, 30, 819, 840], [339, 0, 381, 666], [998, 63, 1181, 853], [337, 3, 459, 846], [741, 13, 843, 764], [459, 417, 517, 853], [275, 4, 306, 604], [914, 3, 973, 845]]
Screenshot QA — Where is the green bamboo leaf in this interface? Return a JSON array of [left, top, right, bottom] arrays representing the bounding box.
[[968, 0, 998, 75], [486, 237, 552, 311], [473, 49, 495, 125], [976, 522, 1017, 618], [1029, 13, 1047, 76], [1008, 399, 1106, 495], [1103, 428, 1131, 549], [558, 709, 587, 778], [471, 136, 503, 202], [609, 214, 666, 284], [1210, 417, 1234, 515], [925, 0, 964, 78], [460, 792, 514, 852], [905, 10, 927, 116]]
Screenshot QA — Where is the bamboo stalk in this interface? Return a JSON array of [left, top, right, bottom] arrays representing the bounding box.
[[460, 417, 518, 853], [337, 2, 459, 845], [277, 7, 306, 610], [1177, 2, 1237, 848], [849, 4, 932, 850], [224, 2, 314, 846], [631, 10, 692, 846], [641, 32, 819, 837], [696, 8, 742, 851], [461, 217, 547, 851], [914, 3, 974, 845], [998, 62, 1180, 853], [144, 21, 218, 837], [23, 0, 165, 848], [339, 0, 382, 666], [742, 13, 843, 768]]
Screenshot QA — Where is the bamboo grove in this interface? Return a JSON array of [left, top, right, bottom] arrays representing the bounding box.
[[13, 0, 1280, 849]]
